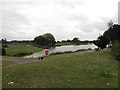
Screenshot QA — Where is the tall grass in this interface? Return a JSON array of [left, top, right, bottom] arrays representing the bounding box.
[[111, 40, 120, 60]]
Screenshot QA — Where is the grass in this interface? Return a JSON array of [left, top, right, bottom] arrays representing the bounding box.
[[55, 42, 89, 46], [56, 42, 75, 46], [2, 49, 118, 88], [1, 56, 38, 60], [2, 61, 14, 67], [5, 45, 43, 56]]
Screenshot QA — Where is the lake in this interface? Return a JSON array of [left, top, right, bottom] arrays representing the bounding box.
[[23, 44, 97, 58]]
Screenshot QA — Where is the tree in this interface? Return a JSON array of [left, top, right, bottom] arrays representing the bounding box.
[[72, 37, 80, 45], [43, 33, 56, 46], [67, 39, 71, 42], [1, 38, 7, 44], [34, 33, 56, 47], [104, 24, 120, 43], [108, 20, 113, 29], [93, 35, 110, 51], [34, 35, 46, 46]]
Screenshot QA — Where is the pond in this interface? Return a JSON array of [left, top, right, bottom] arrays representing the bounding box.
[[22, 44, 97, 58]]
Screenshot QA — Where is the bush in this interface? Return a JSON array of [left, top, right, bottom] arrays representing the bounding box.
[[111, 40, 120, 60], [2, 44, 8, 48], [13, 52, 33, 57], [93, 35, 110, 51], [42, 46, 49, 49]]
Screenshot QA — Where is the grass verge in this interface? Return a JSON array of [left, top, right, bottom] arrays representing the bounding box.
[[5, 45, 43, 56]]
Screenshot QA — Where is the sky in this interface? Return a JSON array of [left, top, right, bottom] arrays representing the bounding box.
[[0, 0, 119, 41]]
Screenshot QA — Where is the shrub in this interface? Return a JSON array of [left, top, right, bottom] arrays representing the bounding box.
[[13, 52, 33, 57], [2, 44, 8, 48], [42, 46, 49, 49], [111, 40, 120, 60]]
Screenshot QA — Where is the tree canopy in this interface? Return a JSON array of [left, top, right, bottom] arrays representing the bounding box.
[[104, 24, 120, 43], [93, 35, 110, 51], [94, 24, 120, 51], [34, 33, 56, 47], [72, 37, 80, 45]]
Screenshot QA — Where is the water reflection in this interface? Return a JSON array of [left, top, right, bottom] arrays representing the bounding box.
[[23, 44, 97, 58]]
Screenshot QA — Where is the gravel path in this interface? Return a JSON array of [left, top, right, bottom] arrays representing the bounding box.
[[2, 58, 39, 68]]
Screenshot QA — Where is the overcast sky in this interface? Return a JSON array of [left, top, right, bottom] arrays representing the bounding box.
[[0, 0, 119, 41]]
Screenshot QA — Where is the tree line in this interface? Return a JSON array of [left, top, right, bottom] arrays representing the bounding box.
[[93, 21, 120, 60]]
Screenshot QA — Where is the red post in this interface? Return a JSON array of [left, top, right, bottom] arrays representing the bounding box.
[[45, 50, 49, 56]]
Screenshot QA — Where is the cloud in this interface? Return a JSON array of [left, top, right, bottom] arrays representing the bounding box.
[[1, 0, 119, 41]]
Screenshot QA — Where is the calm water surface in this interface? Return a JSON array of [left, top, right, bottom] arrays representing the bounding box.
[[23, 44, 97, 58]]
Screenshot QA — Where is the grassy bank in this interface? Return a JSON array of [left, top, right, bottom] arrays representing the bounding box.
[[55, 42, 89, 46], [56, 42, 75, 46], [5, 45, 43, 56], [2, 61, 14, 67], [2, 49, 118, 88]]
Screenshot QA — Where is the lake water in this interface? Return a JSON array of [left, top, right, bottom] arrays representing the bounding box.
[[23, 44, 97, 58]]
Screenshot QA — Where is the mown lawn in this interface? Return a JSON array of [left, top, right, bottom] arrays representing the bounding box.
[[5, 45, 43, 56], [2, 49, 118, 88]]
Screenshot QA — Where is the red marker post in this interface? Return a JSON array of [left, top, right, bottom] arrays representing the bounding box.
[[45, 49, 49, 56]]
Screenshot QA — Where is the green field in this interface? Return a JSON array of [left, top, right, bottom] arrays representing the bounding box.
[[5, 45, 43, 56], [2, 49, 118, 88]]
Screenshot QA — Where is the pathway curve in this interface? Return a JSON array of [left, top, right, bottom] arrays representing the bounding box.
[[1, 58, 39, 68], [1, 50, 95, 68]]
